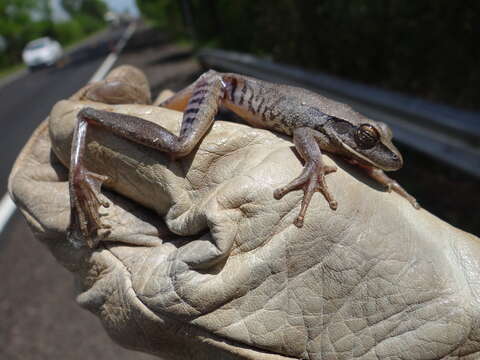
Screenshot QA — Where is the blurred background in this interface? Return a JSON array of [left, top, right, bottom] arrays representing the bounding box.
[[0, 1, 479, 359], [140, 0, 480, 110], [0, 0, 136, 71]]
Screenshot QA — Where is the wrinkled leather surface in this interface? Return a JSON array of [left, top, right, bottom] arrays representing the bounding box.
[[9, 98, 480, 360]]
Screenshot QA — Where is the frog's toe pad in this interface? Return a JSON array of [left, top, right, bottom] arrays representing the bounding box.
[[68, 170, 110, 248], [273, 187, 288, 200], [294, 216, 304, 228]]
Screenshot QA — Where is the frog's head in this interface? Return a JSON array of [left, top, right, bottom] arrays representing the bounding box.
[[324, 117, 403, 171]]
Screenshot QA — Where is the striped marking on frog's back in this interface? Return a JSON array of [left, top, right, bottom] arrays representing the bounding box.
[[222, 74, 293, 135]]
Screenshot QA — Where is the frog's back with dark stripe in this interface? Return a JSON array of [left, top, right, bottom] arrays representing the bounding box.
[[219, 72, 369, 136]]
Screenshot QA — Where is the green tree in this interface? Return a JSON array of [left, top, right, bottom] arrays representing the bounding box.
[[136, 0, 183, 32], [0, 0, 45, 65], [0, 0, 35, 19], [0, 0, 107, 69], [81, 0, 107, 19], [37, 0, 53, 20], [137, 0, 480, 110], [61, 0, 82, 15], [61, 0, 107, 20]]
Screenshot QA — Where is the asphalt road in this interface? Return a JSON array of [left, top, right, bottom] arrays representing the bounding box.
[[0, 27, 158, 360], [0, 31, 120, 193]]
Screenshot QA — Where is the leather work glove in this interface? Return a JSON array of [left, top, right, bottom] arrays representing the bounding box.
[[9, 72, 480, 360]]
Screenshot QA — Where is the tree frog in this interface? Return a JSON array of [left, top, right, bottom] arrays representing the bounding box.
[[67, 69, 419, 247]]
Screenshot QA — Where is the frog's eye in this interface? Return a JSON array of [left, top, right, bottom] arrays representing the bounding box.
[[355, 124, 379, 149]]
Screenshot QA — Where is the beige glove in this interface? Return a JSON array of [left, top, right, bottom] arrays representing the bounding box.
[[9, 83, 480, 360]]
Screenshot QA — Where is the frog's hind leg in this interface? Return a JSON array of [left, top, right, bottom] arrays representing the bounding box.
[[158, 70, 221, 112], [158, 83, 195, 111], [69, 72, 226, 247], [68, 117, 111, 248]]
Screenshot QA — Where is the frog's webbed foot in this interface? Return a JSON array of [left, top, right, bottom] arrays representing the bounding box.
[[68, 168, 110, 248], [366, 167, 420, 209], [274, 161, 337, 228]]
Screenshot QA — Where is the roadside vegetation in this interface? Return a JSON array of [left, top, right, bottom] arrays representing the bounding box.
[[137, 0, 479, 111], [0, 0, 107, 73]]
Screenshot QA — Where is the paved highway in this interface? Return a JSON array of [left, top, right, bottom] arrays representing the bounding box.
[[0, 31, 120, 193], [0, 27, 157, 360]]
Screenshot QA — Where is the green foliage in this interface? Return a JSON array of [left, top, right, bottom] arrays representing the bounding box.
[[62, 0, 107, 19], [73, 14, 102, 35], [136, 0, 184, 33], [0, 0, 38, 63], [252, 0, 480, 109], [81, 0, 107, 19], [0, 0, 106, 69], [0, 0, 35, 20], [138, 0, 479, 110], [61, 0, 82, 15], [52, 20, 84, 45]]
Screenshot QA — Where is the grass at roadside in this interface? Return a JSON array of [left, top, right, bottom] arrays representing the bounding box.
[[0, 64, 26, 80], [63, 26, 107, 52]]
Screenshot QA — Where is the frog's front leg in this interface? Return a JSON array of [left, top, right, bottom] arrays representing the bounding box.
[[69, 75, 224, 247], [364, 167, 420, 209], [274, 127, 337, 228]]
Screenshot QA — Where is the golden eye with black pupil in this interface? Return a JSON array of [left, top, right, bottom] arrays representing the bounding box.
[[355, 124, 379, 149]]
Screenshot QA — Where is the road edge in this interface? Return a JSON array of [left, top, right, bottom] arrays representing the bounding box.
[[0, 22, 136, 237]]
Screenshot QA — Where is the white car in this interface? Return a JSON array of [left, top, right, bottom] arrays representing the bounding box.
[[22, 37, 63, 69]]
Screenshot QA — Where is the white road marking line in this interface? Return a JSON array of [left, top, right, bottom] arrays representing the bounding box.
[[89, 22, 136, 83], [0, 194, 16, 235], [89, 52, 118, 83], [0, 23, 136, 237]]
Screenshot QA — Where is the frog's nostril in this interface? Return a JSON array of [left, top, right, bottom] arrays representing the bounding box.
[[394, 153, 404, 168]]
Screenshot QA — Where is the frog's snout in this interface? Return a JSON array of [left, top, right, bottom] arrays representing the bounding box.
[[388, 152, 403, 171]]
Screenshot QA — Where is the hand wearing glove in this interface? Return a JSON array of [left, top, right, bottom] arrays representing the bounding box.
[[9, 67, 480, 360]]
